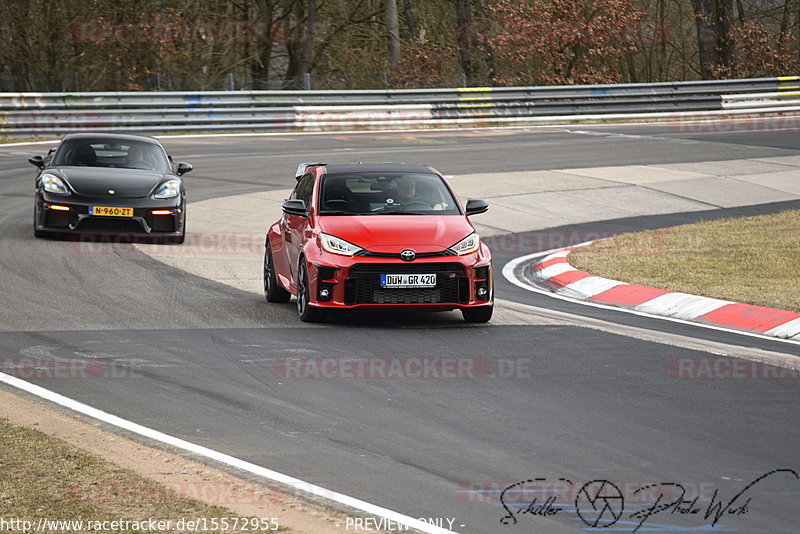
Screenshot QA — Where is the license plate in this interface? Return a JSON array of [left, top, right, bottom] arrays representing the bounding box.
[[380, 273, 436, 288], [89, 206, 134, 217]]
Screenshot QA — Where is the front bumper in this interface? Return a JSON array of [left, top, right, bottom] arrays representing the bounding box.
[[36, 191, 184, 238], [303, 248, 493, 311]]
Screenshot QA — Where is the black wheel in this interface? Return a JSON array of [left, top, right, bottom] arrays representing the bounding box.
[[296, 261, 326, 322], [462, 305, 493, 323], [264, 246, 291, 303]]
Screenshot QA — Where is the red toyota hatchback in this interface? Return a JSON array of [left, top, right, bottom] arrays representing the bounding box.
[[264, 163, 493, 323]]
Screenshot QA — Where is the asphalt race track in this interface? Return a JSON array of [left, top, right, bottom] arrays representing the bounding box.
[[1, 122, 799, 533]]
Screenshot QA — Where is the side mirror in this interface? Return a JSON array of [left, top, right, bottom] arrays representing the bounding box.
[[282, 199, 308, 216], [28, 155, 44, 169], [176, 162, 193, 175], [465, 199, 489, 216]]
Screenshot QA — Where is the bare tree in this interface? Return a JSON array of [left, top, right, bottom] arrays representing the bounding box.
[[691, 0, 719, 78], [402, 0, 420, 41], [454, 0, 473, 82], [385, 0, 401, 62]]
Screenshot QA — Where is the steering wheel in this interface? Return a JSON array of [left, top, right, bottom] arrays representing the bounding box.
[[402, 200, 432, 211], [127, 160, 153, 170]]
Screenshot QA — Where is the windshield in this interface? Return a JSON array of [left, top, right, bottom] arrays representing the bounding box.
[[319, 172, 461, 215], [52, 139, 170, 172]]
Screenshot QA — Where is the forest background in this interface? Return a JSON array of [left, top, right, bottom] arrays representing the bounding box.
[[1, 0, 797, 91]]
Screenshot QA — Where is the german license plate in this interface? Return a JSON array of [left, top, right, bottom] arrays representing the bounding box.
[[89, 206, 134, 217], [380, 273, 436, 288]]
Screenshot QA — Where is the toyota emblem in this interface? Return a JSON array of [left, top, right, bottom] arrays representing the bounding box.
[[400, 249, 416, 261]]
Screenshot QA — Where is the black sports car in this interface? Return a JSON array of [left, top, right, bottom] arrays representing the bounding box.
[[29, 133, 192, 243]]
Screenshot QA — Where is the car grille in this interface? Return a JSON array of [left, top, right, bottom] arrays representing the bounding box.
[[345, 263, 468, 305], [76, 218, 145, 233]]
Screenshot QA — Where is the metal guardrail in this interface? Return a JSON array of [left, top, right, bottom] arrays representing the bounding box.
[[1, 76, 798, 137]]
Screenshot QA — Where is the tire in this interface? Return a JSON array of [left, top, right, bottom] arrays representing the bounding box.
[[296, 261, 326, 322], [264, 246, 291, 303], [462, 305, 493, 323]]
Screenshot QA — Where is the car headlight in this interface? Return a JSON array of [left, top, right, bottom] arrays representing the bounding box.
[[41, 173, 69, 195], [154, 179, 180, 199], [450, 232, 480, 255], [319, 233, 363, 256]]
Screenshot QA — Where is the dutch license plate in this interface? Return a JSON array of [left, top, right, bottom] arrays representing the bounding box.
[[381, 273, 436, 288], [89, 206, 134, 217]]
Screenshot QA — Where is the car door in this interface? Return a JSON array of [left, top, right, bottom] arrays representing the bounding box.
[[284, 172, 315, 286]]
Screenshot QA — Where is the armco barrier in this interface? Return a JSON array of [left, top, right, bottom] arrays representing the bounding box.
[[1, 76, 799, 137]]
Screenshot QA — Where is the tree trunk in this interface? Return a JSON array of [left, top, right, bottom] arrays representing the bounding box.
[[251, 0, 276, 89], [455, 0, 473, 83], [299, 0, 316, 77], [779, 0, 791, 43], [402, 0, 420, 41], [691, 0, 718, 78], [715, 0, 736, 71], [385, 0, 401, 62]]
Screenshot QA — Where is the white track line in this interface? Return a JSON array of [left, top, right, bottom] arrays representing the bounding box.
[[0, 372, 458, 534], [502, 247, 800, 348]]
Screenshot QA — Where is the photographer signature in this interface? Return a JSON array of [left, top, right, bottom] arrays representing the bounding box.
[[499, 469, 798, 532]]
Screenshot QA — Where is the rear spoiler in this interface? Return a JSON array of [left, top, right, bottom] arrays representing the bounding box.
[[295, 162, 325, 179]]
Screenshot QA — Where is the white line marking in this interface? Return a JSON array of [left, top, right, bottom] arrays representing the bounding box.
[[502, 248, 800, 347], [0, 372, 458, 534], [534, 262, 575, 279], [633, 292, 730, 320], [558, 276, 625, 299], [764, 318, 800, 339]]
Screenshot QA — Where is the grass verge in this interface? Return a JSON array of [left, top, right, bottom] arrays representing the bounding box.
[[568, 209, 800, 313], [0, 417, 288, 533]]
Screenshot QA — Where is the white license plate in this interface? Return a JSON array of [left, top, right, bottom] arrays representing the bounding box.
[[380, 273, 436, 288]]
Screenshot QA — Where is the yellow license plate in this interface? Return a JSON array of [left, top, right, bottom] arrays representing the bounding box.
[[89, 206, 134, 217]]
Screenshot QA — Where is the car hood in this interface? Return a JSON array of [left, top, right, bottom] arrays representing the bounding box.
[[319, 215, 474, 253], [55, 167, 170, 198]]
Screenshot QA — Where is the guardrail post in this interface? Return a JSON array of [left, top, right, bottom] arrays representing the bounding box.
[[460, 72, 467, 88], [303, 72, 312, 90], [226, 73, 235, 91], [381, 72, 389, 89]]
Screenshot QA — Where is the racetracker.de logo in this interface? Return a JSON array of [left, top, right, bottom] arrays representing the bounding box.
[[68, 20, 284, 45], [667, 115, 800, 133], [0, 356, 136, 380], [273, 357, 492, 380], [482, 228, 669, 256], [67, 232, 264, 256], [667, 357, 800, 380]]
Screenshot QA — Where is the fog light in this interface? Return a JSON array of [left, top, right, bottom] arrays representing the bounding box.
[[49, 205, 70, 211], [477, 287, 488, 297], [320, 288, 330, 298]]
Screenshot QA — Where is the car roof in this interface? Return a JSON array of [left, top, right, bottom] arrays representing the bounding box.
[[60, 133, 162, 145], [321, 163, 436, 175]]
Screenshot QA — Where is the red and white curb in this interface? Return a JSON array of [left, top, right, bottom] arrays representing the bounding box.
[[504, 244, 800, 344]]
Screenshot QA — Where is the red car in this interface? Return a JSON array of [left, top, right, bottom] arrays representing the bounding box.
[[264, 163, 493, 322]]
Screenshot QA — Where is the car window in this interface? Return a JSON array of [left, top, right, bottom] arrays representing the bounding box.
[[318, 172, 460, 215], [52, 139, 170, 172], [292, 173, 315, 207]]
